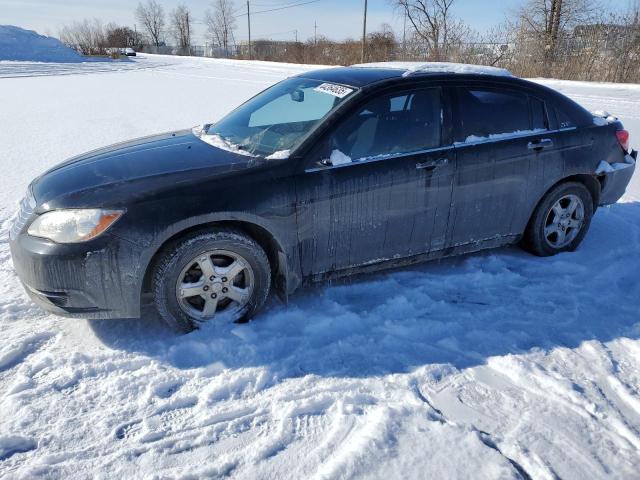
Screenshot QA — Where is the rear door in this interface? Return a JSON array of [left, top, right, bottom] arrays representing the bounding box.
[[449, 85, 558, 245], [295, 86, 456, 276]]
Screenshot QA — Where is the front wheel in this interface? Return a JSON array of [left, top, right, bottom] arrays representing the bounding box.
[[152, 230, 271, 332], [522, 181, 594, 257]]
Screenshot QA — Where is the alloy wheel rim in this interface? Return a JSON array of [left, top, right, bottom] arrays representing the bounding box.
[[175, 249, 254, 321], [543, 194, 584, 249]]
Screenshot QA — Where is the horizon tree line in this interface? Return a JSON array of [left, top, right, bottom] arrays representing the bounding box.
[[57, 0, 640, 83]]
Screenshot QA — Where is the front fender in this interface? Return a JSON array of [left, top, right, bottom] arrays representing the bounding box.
[[132, 211, 302, 303]]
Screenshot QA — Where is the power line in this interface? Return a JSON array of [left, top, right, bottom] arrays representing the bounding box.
[[231, 0, 323, 55], [251, 0, 308, 6], [260, 29, 299, 38], [254, 0, 322, 14], [236, 29, 297, 40], [231, 5, 246, 15], [234, 0, 322, 18]]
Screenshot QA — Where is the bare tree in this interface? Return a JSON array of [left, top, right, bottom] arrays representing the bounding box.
[[171, 4, 192, 54], [59, 18, 107, 55], [136, 0, 165, 47], [515, 0, 597, 75], [205, 0, 237, 56], [394, 0, 469, 61], [612, 1, 640, 82], [105, 23, 137, 48], [366, 24, 397, 62]]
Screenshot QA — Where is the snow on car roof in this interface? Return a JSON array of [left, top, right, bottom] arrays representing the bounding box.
[[352, 61, 514, 78]]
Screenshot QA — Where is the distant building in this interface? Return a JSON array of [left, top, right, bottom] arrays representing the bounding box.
[[573, 23, 640, 53]]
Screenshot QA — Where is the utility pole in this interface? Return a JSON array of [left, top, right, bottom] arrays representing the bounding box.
[[402, 9, 407, 60], [247, 0, 252, 60], [186, 11, 190, 55], [361, 0, 367, 63], [294, 29, 298, 43], [314, 21, 317, 46]]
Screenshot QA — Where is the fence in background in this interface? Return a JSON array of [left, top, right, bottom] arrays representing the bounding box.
[[137, 25, 640, 83]]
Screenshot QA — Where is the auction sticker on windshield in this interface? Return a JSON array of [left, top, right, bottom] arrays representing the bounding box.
[[314, 83, 354, 98]]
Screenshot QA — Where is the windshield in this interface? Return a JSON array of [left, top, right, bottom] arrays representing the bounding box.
[[201, 77, 356, 158]]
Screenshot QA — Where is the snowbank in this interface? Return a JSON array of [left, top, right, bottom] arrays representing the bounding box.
[[0, 25, 83, 62]]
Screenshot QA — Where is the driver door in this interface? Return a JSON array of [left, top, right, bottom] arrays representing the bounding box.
[[295, 87, 456, 277]]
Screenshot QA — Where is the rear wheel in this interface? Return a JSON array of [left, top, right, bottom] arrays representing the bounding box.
[[522, 182, 594, 256], [152, 230, 271, 332]]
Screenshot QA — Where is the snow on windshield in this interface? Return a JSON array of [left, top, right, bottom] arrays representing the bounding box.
[[265, 149, 291, 160], [192, 125, 258, 157]]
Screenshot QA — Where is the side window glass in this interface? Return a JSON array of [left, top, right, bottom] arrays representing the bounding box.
[[325, 88, 442, 165], [455, 88, 530, 143], [389, 95, 409, 112], [531, 97, 548, 130], [556, 108, 574, 129]]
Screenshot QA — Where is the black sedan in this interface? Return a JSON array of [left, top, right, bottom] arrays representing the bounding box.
[[10, 63, 636, 332]]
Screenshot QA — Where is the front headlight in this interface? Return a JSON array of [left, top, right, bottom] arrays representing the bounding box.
[[27, 209, 124, 243]]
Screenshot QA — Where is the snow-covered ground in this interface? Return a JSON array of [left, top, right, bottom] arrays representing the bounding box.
[[0, 54, 639, 479]]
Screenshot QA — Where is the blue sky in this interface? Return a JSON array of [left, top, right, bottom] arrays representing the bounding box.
[[0, 0, 623, 44]]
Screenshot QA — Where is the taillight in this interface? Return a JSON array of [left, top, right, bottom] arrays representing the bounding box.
[[616, 129, 630, 152]]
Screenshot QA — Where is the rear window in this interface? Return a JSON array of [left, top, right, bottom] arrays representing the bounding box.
[[531, 97, 548, 130], [455, 88, 530, 142], [555, 107, 575, 129]]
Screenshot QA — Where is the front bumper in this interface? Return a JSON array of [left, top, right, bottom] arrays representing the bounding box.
[[9, 231, 144, 319], [598, 151, 637, 205]]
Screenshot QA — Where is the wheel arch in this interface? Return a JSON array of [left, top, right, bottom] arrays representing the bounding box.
[[140, 215, 291, 303], [524, 173, 601, 233]]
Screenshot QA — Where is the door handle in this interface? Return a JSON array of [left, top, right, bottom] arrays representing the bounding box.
[[527, 138, 553, 151], [416, 157, 448, 170]]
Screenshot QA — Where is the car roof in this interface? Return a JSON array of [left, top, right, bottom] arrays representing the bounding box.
[[296, 62, 515, 88], [297, 66, 406, 87], [296, 63, 594, 127]]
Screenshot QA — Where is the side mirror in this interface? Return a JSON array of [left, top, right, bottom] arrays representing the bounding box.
[[290, 89, 304, 102]]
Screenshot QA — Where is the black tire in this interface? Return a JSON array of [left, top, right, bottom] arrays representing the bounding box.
[[152, 230, 271, 332], [522, 181, 594, 257]]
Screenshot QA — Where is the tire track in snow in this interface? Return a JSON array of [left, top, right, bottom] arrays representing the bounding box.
[[481, 353, 640, 477], [0, 59, 174, 79], [0, 332, 54, 372], [576, 343, 640, 451], [420, 369, 572, 480], [310, 405, 393, 480], [411, 380, 534, 480]]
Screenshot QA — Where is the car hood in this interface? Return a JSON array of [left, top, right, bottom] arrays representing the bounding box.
[[31, 129, 264, 208]]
